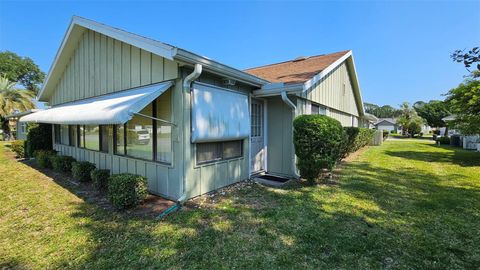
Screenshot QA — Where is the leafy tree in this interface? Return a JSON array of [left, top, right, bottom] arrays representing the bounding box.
[[444, 78, 480, 135], [0, 76, 35, 117], [413, 100, 450, 128], [397, 102, 425, 137], [363, 102, 400, 118], [451, 47, 480, 73], [0, 51, 45, 94]]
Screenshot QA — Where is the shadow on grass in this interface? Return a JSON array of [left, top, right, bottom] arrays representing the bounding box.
[[47, 157, 480, 269], [384, 144, 480, 167]]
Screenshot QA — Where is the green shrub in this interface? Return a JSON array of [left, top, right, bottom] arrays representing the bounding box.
[[108, 173, 148, 209], [91, 169, 110, 191], [10, 140, 25, 158], [71, 161, 96, 182], [437, 136, 451, 145], [293, 115, 347, 184], [51, 155, 76, 173], [382, 130, 389, 140], [26, 123, 52, 158], [34, 150, 56, 168], [343, 127, 376, 157]]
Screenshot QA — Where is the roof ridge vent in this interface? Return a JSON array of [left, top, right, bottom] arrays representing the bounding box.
[[293, 56, 309, 62]]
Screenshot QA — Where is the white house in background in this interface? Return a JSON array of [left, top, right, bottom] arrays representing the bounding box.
[[5, 109, 41, 140], [442, 115, 479, 150], [374, 118, 399, 133]]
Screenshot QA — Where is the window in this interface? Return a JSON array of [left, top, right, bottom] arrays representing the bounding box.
[[54, 124, 61, 144], [251, 102, 263, 137], [114, 90, 172, 164], [100, 125, 110, 153], [68, 125, 76, 147], [311, 104, 327, 115], [60, 125, 69, 145], [156, 90, 172, 163], [196, 140, 243, 164], [78, 125, 85, 148], [20, 123, 27, 133]]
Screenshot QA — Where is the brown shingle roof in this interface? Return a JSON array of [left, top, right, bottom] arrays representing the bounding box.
[[244, 50, 350, 84]]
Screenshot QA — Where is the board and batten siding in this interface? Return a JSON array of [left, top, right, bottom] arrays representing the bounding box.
[[50, 29, 178, 106], [299, 62, 360, 117], [182, 69, 252, 198]]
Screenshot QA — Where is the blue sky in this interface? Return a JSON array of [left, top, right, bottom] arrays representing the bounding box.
[[0, 1, 479, 107]]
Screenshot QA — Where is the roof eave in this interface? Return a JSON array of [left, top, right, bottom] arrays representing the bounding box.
[[174, 49, 269, 87]]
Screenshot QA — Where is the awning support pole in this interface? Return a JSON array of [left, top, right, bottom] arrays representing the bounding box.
[[132, 112, 177, 126]]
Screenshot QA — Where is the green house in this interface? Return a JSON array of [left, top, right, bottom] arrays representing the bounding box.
[[22, 16, 368, 201]]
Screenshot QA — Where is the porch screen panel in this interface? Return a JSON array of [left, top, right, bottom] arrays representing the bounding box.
[[191, 83, 250, 143]]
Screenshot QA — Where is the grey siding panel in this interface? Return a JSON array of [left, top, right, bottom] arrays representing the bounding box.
[[48, 29, 179, 106]]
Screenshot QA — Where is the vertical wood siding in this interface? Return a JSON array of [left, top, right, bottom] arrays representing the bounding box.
[[299, 62, 360, 117], [50, 29, 178, 106]]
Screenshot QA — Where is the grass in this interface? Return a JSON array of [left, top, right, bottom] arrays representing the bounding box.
[[1, 140, 479, 269]]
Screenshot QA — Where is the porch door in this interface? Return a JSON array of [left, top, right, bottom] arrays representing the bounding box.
[[251, 99, 265, 173]]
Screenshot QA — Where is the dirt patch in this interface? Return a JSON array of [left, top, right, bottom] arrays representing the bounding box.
[[18, 157, 174, 218]]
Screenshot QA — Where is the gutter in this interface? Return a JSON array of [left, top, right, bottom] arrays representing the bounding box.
[[280, 91, 301, 179]]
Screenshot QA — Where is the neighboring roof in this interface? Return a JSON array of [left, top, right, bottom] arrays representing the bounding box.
[[5, 109, 41, 119], [375, 118, 397, 125], [245, 51, 350, 84], [363, 113, 378, 123], [38, 16, 269, 102], [22, 81, 172, 125]]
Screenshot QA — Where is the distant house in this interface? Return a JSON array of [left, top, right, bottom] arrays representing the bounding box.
[[374, 118, 399, 133], [5, 110, 40, 140], [21, 16, 370, 201]]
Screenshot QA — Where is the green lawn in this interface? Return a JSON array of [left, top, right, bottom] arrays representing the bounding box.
[[1, 140, 479, 269]]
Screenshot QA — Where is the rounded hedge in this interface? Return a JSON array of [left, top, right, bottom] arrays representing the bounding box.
[[26, 123, 53, 158], [108, 173, 148, 209], [293, 115, 346, 183], [91, 169, 110, 191], [71, 161, 96, 182], [51, 155, 76, 173], [34, 150, 57, 169]]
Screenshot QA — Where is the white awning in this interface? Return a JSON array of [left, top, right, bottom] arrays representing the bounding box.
[[20, 81, 173, 125]]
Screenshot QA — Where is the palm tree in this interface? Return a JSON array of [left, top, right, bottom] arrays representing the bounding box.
[[0, 75, 35, 117]]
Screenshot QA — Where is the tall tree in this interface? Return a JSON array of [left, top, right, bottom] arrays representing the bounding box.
[[0, 51, 45, 94], [0, 76, 35, 117], [397, 102, 425, 137], [444, 78, 480, 135], [363, 102, 400, 118], [413, 100, 450, 128]]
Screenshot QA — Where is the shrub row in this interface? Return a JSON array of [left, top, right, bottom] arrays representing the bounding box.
[[33, 150, 147, 209], [10, 140, 25, 158], [436, 136, 451, 145], [293, 115, 376, 184], [26, 123, 52, 158], [343, 127, 376, 157]]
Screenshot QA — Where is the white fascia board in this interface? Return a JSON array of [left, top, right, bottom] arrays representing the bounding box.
[[38, 16, 177, 101], [252, 83, 303, 97], [174, 49, 269, 87]]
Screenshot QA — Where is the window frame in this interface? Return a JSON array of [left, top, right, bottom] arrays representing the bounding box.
[[68, 125, 76, 147], [113, 97, 172, 165], [77, 125, 101, 152], [195, 140, 244, 165]]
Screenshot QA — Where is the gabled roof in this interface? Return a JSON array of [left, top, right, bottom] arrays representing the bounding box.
[[375, 118, 397, 125], [38, 16, 269, 101], [245, 51, 350, 84]]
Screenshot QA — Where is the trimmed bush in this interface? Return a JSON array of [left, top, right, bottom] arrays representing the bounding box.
[[293, 115, 347, 184], [343, 127, 376, 157], [10, 140, 25, 158], [71, 161, 96, 182], [91, 169, 110, 191], [108, 173, 148, 209], [51, 155, 76, 173], [34, 150, 56, 168], [26, 123, 52, 158], [437, 136, 451, 145]]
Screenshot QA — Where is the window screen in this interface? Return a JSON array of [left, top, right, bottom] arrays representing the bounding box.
[[100, 125, 110, 153], [54, 124, 61, 144], [84, 125, 100, 151], [126, 104, 153, 160], [196, 140, 243, 164], [68, 125, 76, 147]]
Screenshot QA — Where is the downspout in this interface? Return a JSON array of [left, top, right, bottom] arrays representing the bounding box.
[[158, 63, 202, 219], [280, 91, 301, 179], [179, 64, 202, 202]]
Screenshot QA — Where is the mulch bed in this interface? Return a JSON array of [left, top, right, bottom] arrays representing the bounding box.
[[7, 151, 175, 218]]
